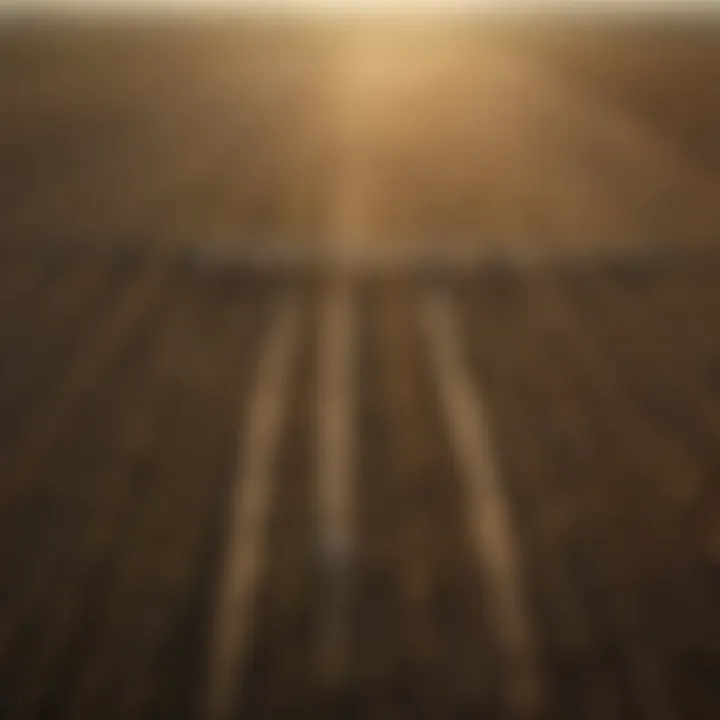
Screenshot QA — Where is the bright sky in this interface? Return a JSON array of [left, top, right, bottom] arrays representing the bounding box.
[[0, 0, 712, 14], [0, 0, 706, 6]]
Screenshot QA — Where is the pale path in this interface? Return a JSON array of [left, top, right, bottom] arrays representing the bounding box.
[[316, 280, 356, 681], [205, 298, 303, 720], [420, 290, 545, 718], [317, 284, 355, 562]]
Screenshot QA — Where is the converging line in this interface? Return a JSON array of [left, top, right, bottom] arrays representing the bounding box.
[[205, 297, 302, 720], [420, 289, 545, 718], [316, 280, 356, 681]]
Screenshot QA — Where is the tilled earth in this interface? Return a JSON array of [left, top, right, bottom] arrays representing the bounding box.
[[0, 246, 719, 719], [3, 15, 720, 720]]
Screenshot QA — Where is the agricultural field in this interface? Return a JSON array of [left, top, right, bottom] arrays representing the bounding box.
[[1, 13, 719, 720]]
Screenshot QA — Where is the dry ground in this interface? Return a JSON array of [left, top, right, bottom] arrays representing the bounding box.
[[1, 14, 720, 720]]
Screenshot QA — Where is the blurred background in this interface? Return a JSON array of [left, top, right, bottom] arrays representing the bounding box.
[[1, 1, 720, 718]]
